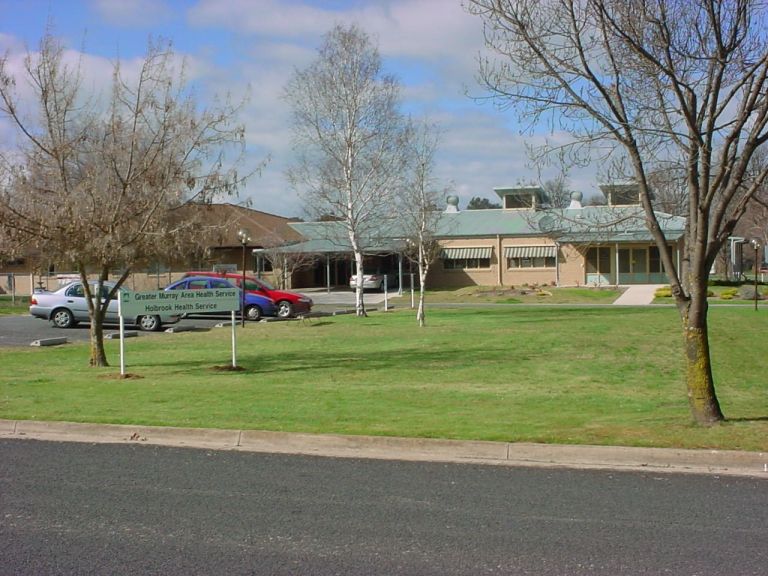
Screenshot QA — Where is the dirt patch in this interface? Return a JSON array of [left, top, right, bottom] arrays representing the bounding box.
[[210, 364, 246, 372], [100, 373, 145, 380]]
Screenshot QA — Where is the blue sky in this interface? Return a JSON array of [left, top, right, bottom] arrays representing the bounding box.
[[1, 0, 599, 217]]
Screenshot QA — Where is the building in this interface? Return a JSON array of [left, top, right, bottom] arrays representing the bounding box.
[[284, 184, 687, 289], [0, 204, 302, 295], [1, 184, 688, 296]]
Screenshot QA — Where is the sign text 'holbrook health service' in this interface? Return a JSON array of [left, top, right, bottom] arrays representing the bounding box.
[[121, 289, 240, 316]]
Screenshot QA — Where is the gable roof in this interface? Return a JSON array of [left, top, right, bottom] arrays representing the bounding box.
[[179, 203, 304, 248]]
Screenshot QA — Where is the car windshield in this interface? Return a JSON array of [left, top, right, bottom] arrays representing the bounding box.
[[244, 277, 275, 291], [67, 283, 121, 299], [255, 277, 274, 290]]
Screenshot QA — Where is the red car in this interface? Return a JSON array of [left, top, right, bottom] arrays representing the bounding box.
[[182, 271, 313, 318]]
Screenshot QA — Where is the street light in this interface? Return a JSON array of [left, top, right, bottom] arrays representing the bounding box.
[[237, 228, 251, 327], [750, 238, 761, 311]]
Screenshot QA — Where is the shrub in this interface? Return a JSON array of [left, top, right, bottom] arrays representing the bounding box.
[[720, 288, 739, 299], [655, 286, 673, 298]]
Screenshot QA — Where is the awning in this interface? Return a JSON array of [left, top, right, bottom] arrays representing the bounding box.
[[504, 245, 557, 258], [440, 247, 493, 259]]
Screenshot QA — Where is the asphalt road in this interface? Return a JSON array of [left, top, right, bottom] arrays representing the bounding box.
[[2, 439, 766, 576]]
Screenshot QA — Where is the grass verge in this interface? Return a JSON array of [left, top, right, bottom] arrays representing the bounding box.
[[1, 306, 766, 451], [0, 295, 29, 316]]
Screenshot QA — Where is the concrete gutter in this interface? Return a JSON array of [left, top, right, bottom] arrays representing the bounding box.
[[1, 419, 766, 479]]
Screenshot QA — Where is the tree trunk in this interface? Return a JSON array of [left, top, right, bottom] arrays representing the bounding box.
[[89, 308, 109, 367], [353, 250, 367, 317], [417, 261, 428, 327], [679, 296, 724, 425]]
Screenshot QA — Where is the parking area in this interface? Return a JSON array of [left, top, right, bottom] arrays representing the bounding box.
[[0, 290, 402, 347], [0, 315, 229, 348]]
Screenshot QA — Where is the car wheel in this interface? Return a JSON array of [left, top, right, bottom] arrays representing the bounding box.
[[51, 308, 76, 329], [245, 305, 262, 321], [138, 315, 162, 332], [277, 300, 294, 318]]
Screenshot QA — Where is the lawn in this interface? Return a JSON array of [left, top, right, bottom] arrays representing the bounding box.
[[418, 285, 622, 305], [1, 306, 766, 451], [0, 295, 29, 316]]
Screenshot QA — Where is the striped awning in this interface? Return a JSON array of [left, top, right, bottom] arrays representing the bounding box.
[[440, 247, 492, 259], [504, 245, 557, 258]]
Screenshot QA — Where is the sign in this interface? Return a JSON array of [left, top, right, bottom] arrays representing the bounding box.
[[120, 288, 240, 317]]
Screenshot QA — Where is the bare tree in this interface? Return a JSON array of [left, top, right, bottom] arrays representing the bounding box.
[[397, 119, 447, 326], [0, 34, 252, 366], [541, 176, 572, 209], [648, 166, 689, 217], [468, 0, 768, 425], [285, 24, 410, 317], [259, 229, 318, 290]]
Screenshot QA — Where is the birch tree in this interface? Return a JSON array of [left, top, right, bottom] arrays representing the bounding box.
[[0, 34, 250, 366], [467, 0, 768, 424], [285, 24, 410, 316], [398, 120, 447, 326]]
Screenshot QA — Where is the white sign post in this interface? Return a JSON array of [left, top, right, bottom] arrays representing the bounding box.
[[119, 288, 241, 373]]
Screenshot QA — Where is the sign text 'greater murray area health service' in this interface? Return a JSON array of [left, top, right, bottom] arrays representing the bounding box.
[[120, 288, 240, 316]]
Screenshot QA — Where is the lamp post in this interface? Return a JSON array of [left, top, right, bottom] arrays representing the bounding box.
[[237, 228, 251, 327], [750, 238, 761, 311]]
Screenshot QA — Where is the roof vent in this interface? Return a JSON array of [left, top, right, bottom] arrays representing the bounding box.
[[568, 191, 583, 209], [445, 195, 460, 213]]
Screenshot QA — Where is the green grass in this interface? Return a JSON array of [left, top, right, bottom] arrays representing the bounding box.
[[416, 286, 622, 304], [0, 295, 29, 315], [1, 306, 766, 451]]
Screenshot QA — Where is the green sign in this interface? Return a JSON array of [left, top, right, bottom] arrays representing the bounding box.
[[120, 288, 240, 316]]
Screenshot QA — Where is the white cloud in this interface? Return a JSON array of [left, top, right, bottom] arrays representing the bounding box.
[[90, 0, 174, 27], [187, 0, 336, 38], [1, 1, 605, 217]]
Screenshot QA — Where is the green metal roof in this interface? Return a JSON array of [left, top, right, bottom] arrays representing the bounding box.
[[435, 207, 685, 243], [282, 221, 404, 254], [281, 207, 686, 253]]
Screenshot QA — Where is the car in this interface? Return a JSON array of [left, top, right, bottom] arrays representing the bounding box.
[[182, 271, 313, 319], [29, 280, 181, 331], [164, 276, 277, 321], [349, 273, 398, 292]]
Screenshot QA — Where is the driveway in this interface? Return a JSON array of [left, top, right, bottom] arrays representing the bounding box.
[[302, 288, 395, 307]]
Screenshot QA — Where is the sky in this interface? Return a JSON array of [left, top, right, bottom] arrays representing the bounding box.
[[0, 0, 602, 218]]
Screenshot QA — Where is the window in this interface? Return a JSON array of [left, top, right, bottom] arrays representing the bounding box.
[[441, 247, 492, 270], [649, 246, 663, 273], [586, 247, 611, 274], [187, 279, 210, 290], [508, 256, 555, 269], [443, 257, 491, 270], [504, 194, 533, 209], [504, 246, 556, 269], [243, 279, 266, 292]]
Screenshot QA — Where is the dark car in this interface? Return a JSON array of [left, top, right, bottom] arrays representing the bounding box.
[[29, 280, 180, 331], [164, 276, 277, 321], [182, 271, 313, 318]]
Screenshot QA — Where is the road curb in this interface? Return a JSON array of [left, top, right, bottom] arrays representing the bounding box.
[[1, 419, 766, 478]]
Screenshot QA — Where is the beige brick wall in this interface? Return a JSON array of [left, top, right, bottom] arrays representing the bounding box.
[[427, 237, 588, 288]]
